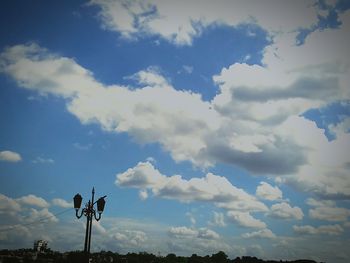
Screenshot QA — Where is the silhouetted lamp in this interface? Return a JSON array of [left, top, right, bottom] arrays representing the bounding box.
[[97, 196, 106, 214], [73, 193, 82, 210], [73, 188, 106, 262]]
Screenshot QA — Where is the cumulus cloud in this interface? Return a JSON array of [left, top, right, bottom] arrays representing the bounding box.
[[306, 199, 350, 222], [0, 193, 60, 250], [309, 206, 350, 222], [306, 198, 335, 207], [52, 198, 73, 208], [89, 0, 320, 45], [293, 224, 344, 236], [0, 150, 22, 162], [168, 226, 198, 239], [0, 8, 349, 200], [113, 230, 147, 247], [16, 194, 50, 208], [0, 194, 21, 212], [242, 228, 276, 239], [26, 208, 58, 223], [116, 161, 267, 213], [269, 202, 303, 220], [211, 10, 350, 198], [256, 182, 282, 201], [227, 211, 266, 229], [167, 226, 223, 255]]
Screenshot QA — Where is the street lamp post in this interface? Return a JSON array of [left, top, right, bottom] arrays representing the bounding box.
[[73, 187, 106, 261]]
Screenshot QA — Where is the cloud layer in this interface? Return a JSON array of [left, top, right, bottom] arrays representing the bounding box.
[[89, 0, 321, 45], [1, 23, 349, 196]]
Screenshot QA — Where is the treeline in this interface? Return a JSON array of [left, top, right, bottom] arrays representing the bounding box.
[[0, 249, 323, 263]]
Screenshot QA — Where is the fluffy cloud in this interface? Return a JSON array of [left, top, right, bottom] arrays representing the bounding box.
[[89, 0, 320, 45], [309, 207, 350, 222], [306, 198, 335, 207], [0, 194, 21, 212], [256, 182, 282, 201], [113, 230, 147, 247], [242, 228, 276, 239], [0, 43, 223, 169], [116, 161, 267, 213], [167, 226, 228, 256], [16, 194, 50, 208], [211, 10, 350, 198], [269, 202, 303, 220], [138, 189, 149, 201], [168, 226, 219, 240], [0, 150, 22, 162], [52, 198, 73, 208], [293, 224, 344, 236], [0, 193, 61, 250], [227, 211, 266, 229], [275, 116, 350, 199], [0, 8, 349, 200], [169, 226, 198, 238], [306, 199, 350, 222], [26, 208, 58, 223]]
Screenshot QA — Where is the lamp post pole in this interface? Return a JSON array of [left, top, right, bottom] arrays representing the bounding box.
[[74, 188, 106, 262]]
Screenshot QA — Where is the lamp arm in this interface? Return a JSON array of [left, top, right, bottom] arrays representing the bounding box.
[[93, 210, 102, 221], [75, 208, 85, 219], [93, 195, 107, 206]]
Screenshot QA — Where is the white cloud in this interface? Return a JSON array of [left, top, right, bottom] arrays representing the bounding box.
[[52, 198, 73, 208], [309, 206, 350, 222], [306, 198, 335, 207], [306, 197, 350, 223], [116, 161, 267, 213], [138, 189, 148, 200], [197, 228, 220, 240], [227, 211, 266, 229], [208, 212, 226, 227], [256, 182, 282, 201], [182, 65, 193, 74], [113, 230, 147, 247], [242, 228, 276, 239], [0, 150, 22, 162], [1, 10, 350, 203], [275, 116, 350, 199], [16, 194, 50, 208], [89, 0, 320, 45], [168, 226, 219, 240], [328, 117, 350, 138], [0, 194, 21, 212], [26, 208, 58, 223], [168, 226, 198, 238], [210, 10, 350, 198], [293, 224, 344, 236], [0, 42, 319, 178], [32, 157, 54, 164], [92, 220, 107, 235], [145, 156, 156, 164], [269, 202, 303, 220]]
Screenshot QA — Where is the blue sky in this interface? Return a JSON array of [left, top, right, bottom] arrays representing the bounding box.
[[0, 0, 350, 262]]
